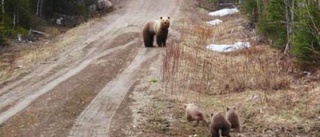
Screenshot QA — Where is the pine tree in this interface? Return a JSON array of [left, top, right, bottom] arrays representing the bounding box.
[[241, 0, 259, 23], [257, 0, 287, 49], [292, 0, 320, 69]]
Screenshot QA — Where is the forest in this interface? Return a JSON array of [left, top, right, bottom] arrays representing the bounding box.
[[0, 0, 320, 70], [0, 0, 107, 46], [241, 0, 320, 70]]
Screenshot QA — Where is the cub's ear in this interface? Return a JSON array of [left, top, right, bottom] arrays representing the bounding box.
[[183, 103, 188, 109], [160, 17, 163, 19], [227, 107, 230, 111], [168, 17, 170, 19]]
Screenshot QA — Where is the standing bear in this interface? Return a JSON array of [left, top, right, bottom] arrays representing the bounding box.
[[142, 17, 170, 47]]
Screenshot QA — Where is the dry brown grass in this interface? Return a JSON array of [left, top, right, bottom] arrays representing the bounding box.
[[164, 13, 296, 95], [0, 41, 64, 83], [158, 1, 320, 136], [0, 23, 85, 83]]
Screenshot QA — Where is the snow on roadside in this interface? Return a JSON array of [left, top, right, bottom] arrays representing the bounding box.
[[206, 7, 246, 52], [207, 19, 223, 26], [209, 8, 239, 17], [206, 42, 251, 52]]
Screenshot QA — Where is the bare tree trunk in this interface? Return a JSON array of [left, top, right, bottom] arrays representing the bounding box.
[[284, 0, 289, 54], [16, 0, 19, 25], [36, 0, 40, 16], [13, 0, 19, 29], [13, 14, 16, 29], [36, 0, 44, 17], [284, 0, 294, 54], [39, 0, 44, 17], [1, 0, 4, 23]]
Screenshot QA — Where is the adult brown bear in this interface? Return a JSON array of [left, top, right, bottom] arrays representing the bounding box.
[[142, 17, 170, 47]]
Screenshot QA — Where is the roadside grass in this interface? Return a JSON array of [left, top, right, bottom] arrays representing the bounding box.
[[0, 20, 97, 83], [139, 1, 320, 137]]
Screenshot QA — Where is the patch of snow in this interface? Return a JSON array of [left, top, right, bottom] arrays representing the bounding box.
[[207, 19, 223, 26], [303, 71, 311, 77], [206, 42, 251, 52], [209, 8, 239, 17], [189, 134, 198, 137]]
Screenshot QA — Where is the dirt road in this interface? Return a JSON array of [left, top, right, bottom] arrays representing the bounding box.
[[0, 0, 182, 136]]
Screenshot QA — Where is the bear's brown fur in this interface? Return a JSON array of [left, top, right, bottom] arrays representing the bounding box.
[[226, 107, 241, 133], [142, 17, 170, 47], [184, 103, 208, 127], [209, 113, 231, 137]]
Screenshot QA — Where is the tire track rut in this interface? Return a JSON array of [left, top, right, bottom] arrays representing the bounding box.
[[69, 48, 159, 137]]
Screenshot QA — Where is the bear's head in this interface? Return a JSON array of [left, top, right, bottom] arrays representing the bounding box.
[[160, 16, 170, 29]]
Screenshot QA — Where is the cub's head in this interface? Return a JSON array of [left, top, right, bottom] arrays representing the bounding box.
[[183, 103, 196, 110], [226, 106, 236, 112], [159, 16, 170, 29]]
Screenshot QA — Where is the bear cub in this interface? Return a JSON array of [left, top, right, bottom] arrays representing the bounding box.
[[226, 107, 241, 133], [184, 103, 208, 127], [209, 112, 231, 137]]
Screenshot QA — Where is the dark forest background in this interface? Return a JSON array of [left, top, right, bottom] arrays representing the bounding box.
[[0, 0, 104, 44]]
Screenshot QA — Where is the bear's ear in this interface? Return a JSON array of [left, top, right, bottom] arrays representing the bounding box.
[[168, 17, 170, 19], [160, 17, 163, 19]]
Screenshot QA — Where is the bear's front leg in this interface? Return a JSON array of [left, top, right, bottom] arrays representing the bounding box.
[[156, 38, 163, 47], [162, 33, 168, 47]]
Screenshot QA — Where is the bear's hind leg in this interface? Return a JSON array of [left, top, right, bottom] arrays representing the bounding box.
[[143, 32, 154, 47], [147, 34, 154, 47], [221, 127, 231, 137], [211, 128, 220, 137]]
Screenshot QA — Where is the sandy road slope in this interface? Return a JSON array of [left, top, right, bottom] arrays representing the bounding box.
[[0, 0, 182, 136]]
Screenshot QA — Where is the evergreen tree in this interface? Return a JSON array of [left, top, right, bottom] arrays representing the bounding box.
[[257, 0, 287, 49], [292, 0, 320, 69], [241, 0, 258, 23]]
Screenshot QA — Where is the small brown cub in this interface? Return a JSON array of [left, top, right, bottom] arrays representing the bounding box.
[[209, 113, 231, 137], [184, 103, 208, 127], [226, 107, 241, 133]]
